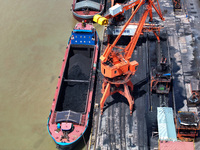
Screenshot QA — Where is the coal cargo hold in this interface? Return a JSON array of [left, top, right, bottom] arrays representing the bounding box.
[[55, 45, 95, 112], [68, 53, 92, 80], [61, 53, 92, 112], [63, 82, 89, 112]]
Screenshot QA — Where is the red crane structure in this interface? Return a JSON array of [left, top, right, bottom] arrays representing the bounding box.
[[95, 0, 165, 114]]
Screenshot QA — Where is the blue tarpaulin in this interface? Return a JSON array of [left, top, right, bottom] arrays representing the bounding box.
[[157, 107, 177, 141]]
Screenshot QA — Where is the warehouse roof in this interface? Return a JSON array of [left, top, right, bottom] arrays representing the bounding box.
[[159, 141, 194, 150], [157, 107, 177, 141]]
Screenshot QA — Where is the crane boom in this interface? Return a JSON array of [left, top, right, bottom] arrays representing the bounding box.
[[100, 0, 144, 63], [124, 9, 149, 60]]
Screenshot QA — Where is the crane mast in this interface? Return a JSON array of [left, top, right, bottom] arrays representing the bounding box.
[[95, 0, 165, 114]]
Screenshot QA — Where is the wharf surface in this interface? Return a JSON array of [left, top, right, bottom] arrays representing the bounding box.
[[88, 0, 200, 150]]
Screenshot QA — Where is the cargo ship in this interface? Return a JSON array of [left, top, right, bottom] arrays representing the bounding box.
[[47, 22, 99, 149], [72, 0, 105, 22]]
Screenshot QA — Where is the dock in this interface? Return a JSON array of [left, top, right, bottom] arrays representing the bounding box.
[[88, 0, 200, 149]]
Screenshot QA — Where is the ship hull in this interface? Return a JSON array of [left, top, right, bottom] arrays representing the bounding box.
[[72, 0, 105, 22], [47, 23, 99, 149]]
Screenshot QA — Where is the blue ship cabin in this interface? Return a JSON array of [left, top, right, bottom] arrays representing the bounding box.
[[71, 30, 95, 45]]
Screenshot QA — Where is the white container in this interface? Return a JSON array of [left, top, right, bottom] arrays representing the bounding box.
[[109, 4, 123, 16], [108, 25, 138, 36]]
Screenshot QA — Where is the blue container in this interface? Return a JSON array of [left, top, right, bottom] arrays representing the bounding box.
[[57, 123, 61, 129]]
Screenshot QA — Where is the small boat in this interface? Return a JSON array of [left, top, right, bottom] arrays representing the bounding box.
[[72, 0, 105, 22], [47, 22, 99, 149]]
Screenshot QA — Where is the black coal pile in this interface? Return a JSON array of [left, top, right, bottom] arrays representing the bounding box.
[[62, 53, 92, 112], [67, 53, 92, 80], [63, 82, 89, 112]]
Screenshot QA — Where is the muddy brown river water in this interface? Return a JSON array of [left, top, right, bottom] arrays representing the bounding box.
[[0, 1, 102, 150]]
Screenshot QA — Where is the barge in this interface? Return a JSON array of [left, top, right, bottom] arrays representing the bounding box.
[[47, 22, 99, 149], [72, 0, 105, 22]]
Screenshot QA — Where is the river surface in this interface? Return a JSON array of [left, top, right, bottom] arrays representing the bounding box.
[[0, 1, 103, 150]]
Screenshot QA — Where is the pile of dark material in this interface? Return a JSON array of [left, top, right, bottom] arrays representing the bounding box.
[[178, 112, 198, 126], [63, 53, 92, 112], [63, 82, 89, 112], [67, 53, 92, 80]]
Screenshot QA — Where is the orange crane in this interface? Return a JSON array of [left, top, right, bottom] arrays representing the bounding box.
[[173, 0, 181, 10], [95, 0, 165, 114]]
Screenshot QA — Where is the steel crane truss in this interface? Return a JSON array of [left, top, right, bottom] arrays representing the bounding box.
[[99, 0, 165, 115]]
